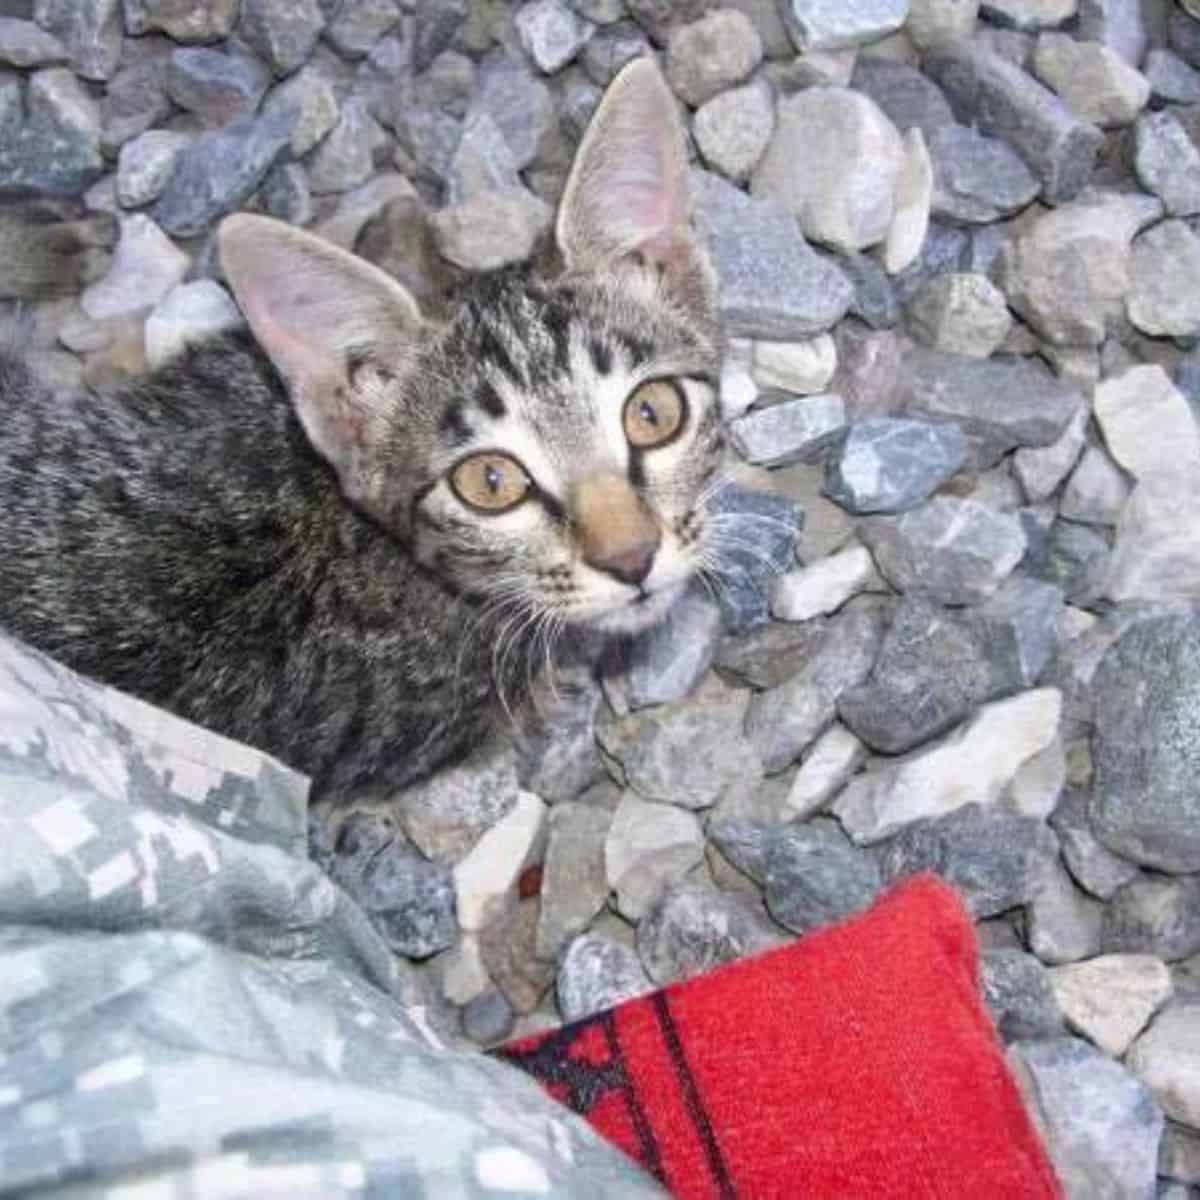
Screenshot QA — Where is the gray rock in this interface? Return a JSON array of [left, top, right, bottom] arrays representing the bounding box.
[[568, 0, 626, 23], [144, 279, 242, 368], [399, 745, 520, 865], [33, 0, 119, 80], [1008, 1037, 1164, 1200], [447, 111, 520, 204], [515, 668, 606, 805], [262, 65, 340, 157], [1032, 31, 1150, 127], [557, 934, 653, 1022], [1060, 446, 1130, 527], [116, 129, 189, 209], [752, 86, 904, 254], [891, 218, 971, 304], [1050, 789, 1140, 900], [479, 900, 556, 1015], [516, 0, 594, 73], [926, 123, 1041, 223], [1145, 48, 1200, 104], [982, 948, 1065, 1041], [838, 252, 901, 329], [241, 0, 325, 77], [778, 0, 908, 50], [408, 48, 475, 119], [665, 10, 763, 109], [714, 619, 830, 691], [305, 97, 380, 194], [906, 272, 1012, 358], [151, 109, 295, 239], [1026, 859, 1104, 966], [850, 57, 956, 142], [259, 160, 313, 224], [535, 802, 612, 961], [1080, 0, 1153, 66], [1126, 1005, 1200, 1134], [1128, 219, 1200, 339], [1050, 953, 1174, 1059], [1091, 615, 1200, 874], [604, 792, 706, 920], [469, 49, 559, 172], [604, 586, 721, 712], [692, 169, 855, 339], [1171, 6, 1200, 69], [927, 46, 1103, 204], [324, 0, 403, 59], [597, 675, 763, 811], [745, 600, 888, 773], [1160, 1120, 1200, 1186], [906, 0, 980, 51], [0, 18, 67, 69], [0, 68, 103, 199], [1028, 519, 1111, 604], [1014, 407, 1087, 504], [973, 574, 1064, 690], [461, 990, 515, 1045], [705, 483, 805, 634], [431, 186, 552, 272], [80, 213, 188, 321], [860, 497, 1026, 604], [898, 345, 1084, 468], [693, 78, 774, 182], [1134, 110, 1200, 217], [837, 597, 995, 754], [122, 0, 238, 42], [728, 393, 847, 468], [637, 881, 782, 987], [1104, 876, 1200, 961], [579, 19, 651, 85], [413, 0, 467, 73], [877, 803, 1058, 917], [166, 47, 269, 127], [824, 418, 966, 516]]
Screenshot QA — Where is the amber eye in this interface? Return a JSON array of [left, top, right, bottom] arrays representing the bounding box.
[[450, 452, 532, 513], [623, 380, 686, 450]]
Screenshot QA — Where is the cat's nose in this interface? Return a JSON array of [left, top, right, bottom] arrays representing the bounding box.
[[589, 536, 659, 586], [572, 473, 661, 587]]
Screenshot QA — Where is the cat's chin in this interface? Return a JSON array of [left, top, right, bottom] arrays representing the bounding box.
[[579, 580, 689, 637]]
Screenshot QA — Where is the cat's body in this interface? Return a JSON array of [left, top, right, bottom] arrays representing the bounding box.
[[0, 60, 726, 802]]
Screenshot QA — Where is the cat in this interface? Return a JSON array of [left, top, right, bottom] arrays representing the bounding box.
[[0, 58, 726, 803]]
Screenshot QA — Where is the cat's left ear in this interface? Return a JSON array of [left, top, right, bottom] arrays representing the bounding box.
[[219, 214, 421, 507], [557, 56, 716, 328]]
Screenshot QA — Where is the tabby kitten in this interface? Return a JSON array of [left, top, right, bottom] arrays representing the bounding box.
[[0, 59, 725, 801]]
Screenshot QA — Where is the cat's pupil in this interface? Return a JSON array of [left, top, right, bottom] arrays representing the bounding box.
[[485, 463, 501, 493], [640, 401, 658, 426]]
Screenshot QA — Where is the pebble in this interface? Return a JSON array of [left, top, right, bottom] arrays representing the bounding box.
[[325, 0, 403, 59], [143, 279, 242, 368], [462, 989, 516, 1045], [665, 10, 763, 107], [1049, 954, 1174, 1057], [166, 47, 269, 127], [1127, 1006, 1200, 1130], [693, 78, 775, 183], [239, 0, 325, 77], [262, 65, 340, 157], [905, 272, 1012, 357], [713, 619, 830, 691], [597, 675, 763, 812], [259, 161, 313, 225], [860, 497, 1027, 604], [579, 19, 651, 86], [1127, 219, 1200, 339], [516, 667, 606, 804], [752, 334, 837, 396], [123, 0, 239, 42], [835, 688, 1062, 843], [1079, 0, 1153, 66], [0, 17, 67, 70], [479, 900, 556, 1015], [34, 0, 121, 81], [448, 111, 520, 204], [535, 802, 612, 961], [412, 1, 467, 73], [116, 129, 190, 209], [1059, 445, 1130, 527], [516, 0, 594, 74], [557, 934, 653, 1022], [603, 791, 705, 921], [431, 187, 554, 272], [770, 544, 876, 622], [354, 836, 458, 959], [982, 0, 1076, 27], [884, 127, 933, 274], [1144, 48, 1200, 104], [823, 417, 968, 513], [1159, 1121, 1200, 1187], [785, 723, 868, 820], [727, 393, 848, 467], [927, 123, 1041, 224], [453, 790, 547, 932], [80, 213, 188, 321], [693, 171, 855, 339], [1008, 1038, 1164, 1200], [772, 461, 856, 561], [1025, 859, 1104, 965], [849, 56, 956, 141], [906, 0, 980, 51], [1050, 788, 1141, 900], [752, 86, 904, 254], [1134, 110, 1200, 217], [778, 0, 908, 50], [1104, 875, 1200, 962], [306, 97, 380, 194], [982, 949, 1065, 1041], [636, 881, 782, 987], [469, 49, 559, 172], [1032, 32, 1149, 126]]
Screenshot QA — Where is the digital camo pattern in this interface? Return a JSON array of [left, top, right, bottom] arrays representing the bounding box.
[[0, 631, 660, 1198]]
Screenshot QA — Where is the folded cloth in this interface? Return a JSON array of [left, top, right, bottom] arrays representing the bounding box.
[[498, 875, 1062, 1199]]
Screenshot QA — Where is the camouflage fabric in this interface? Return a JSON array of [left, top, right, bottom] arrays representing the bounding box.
[[0, 632, 660, 1198]]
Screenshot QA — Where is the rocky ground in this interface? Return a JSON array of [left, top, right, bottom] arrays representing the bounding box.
[[3, 0, 1200, 1195]]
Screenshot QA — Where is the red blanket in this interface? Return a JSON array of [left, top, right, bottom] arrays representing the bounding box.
[[498, 875, 1061, 1199]]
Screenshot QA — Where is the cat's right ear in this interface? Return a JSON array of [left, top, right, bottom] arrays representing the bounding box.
[[218, 214, 421, 501]]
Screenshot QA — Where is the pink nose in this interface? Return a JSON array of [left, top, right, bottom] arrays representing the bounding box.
[[586, 533, 659, 586]]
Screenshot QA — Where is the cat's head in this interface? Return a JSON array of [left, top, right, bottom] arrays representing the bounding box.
[[219, 58, 724, 636]]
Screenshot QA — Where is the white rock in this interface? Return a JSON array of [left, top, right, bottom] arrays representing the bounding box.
[[786, 723, 868, 819], [81, 214, 190, 322], [1033, 33, 1150, 127], [1060, 445, 1131, 527], [719, 359, 758, 420], [431, 187, 553, 272], [905, 0, 980, 51], [983, 0, 1076, 27], [693, 78, 775, 183], [116, 130, 191, 209], [144, 280, 243, 369], [834, 688, 1063, 844], [453, 791, 547, 932], [1026, 861, 1104, 965], [771, 544, 875, 621], [515, 0, 594, 74], [1014, 405, 1087, 502], [1003, 735, 1065, 819], [604, 793, 705, 922], [1127, 1005, 1200, 1129], [440, 934, 491, 1006], [1049, 955, 1173, 1057], [1094, 366, 1200, 603], [883, 126, 932, 274], [752, 334, 837, 395]]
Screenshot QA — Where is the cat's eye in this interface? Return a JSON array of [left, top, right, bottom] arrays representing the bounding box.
[[623, 380, 685, 450], [450, 452, 532, 513]]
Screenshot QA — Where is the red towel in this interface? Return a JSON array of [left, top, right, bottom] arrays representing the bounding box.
[[497, 875, 1061, 1199]]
